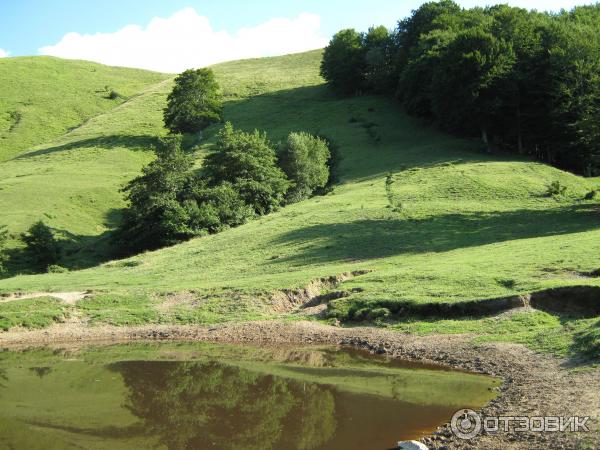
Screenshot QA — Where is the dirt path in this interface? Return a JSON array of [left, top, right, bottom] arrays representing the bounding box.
[[0, 321, 598, 449], [0, 291, 88, 305]]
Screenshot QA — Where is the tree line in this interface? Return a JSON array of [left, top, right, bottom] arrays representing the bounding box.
[[321, 1, 600, 175]]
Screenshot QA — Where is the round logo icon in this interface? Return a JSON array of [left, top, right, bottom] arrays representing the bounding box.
[[451, 409, 482, 440]]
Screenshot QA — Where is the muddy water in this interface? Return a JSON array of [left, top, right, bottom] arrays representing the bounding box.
[[0, 343, 499, 449]]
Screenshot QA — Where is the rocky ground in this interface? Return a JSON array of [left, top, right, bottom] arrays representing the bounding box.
[[1, 320, 598, 449]]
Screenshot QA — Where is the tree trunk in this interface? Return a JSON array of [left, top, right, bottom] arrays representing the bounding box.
[[481, 128, 488, 144], [481, 127, 491, 152], [516, 105, 524, 153]]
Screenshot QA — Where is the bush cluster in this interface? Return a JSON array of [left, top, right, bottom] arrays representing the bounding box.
[[115, 124, 333, 254]]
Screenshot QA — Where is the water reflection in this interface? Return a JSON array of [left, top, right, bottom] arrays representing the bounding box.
[[113, 360, 336, 450], [0, 343, 499, 450]]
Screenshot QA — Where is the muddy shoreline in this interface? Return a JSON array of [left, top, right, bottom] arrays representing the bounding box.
[[1, 321, 598, 449]]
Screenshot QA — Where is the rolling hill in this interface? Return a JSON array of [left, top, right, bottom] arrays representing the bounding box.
[[0, 56, 169, 161], [0, 50, 599, 359]]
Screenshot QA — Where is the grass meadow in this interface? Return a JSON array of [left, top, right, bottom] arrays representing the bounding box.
[[0, 50, 599, 361]]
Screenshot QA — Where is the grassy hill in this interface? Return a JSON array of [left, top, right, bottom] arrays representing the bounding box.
[[0, 50, 599, 359], [0, 56, 169, 161], [0, 77, 173, 270]]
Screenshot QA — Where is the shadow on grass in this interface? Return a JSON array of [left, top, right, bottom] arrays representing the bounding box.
[[570, 318, 600, 363], [269, 204, 600, 265], [13, 134, 159, 159], [1, 208, 123, 276], [218, 84, 516, 181]]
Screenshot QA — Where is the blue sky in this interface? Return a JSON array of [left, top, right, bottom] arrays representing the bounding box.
[[0, 0, 595, 71]]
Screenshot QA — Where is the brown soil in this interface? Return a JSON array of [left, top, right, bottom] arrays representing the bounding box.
[[1, 320, 598, 449], [0, 291, 89, 305], [269, 270, 370, 312]]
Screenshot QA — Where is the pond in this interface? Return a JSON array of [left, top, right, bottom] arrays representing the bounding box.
[[0, 342, 499, 449]]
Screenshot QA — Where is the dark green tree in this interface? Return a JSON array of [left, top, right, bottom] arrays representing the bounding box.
[[396, 1, 467, 117], [395, 0, 462, 68], [163, 68, 223, 135], [487, 6, 547, 153], [116, 134, 256, 254], [115, 135, 197, 253], [397, 27, 456, 118], [186, 182, 254, 234], [279, 132, 330, 203], [21, 221, 59, 270], [203, 123, 290, 215], [320, 29, 366, 94], [431, 26, 516, 145], [542, 17, 600, 173], [363, 26, 398, 93]]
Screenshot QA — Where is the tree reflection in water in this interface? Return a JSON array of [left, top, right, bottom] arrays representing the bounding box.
[[112, 360, 336, 450]]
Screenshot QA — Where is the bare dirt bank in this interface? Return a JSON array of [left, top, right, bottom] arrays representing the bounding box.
[[1, 320, 598, 450]]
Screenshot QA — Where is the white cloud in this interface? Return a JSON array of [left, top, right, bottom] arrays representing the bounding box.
[[38, 8, 327, 73], [0, 48, 9, 58]]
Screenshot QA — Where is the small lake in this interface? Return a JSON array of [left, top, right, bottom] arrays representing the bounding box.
[[0, 342, 499, 449]]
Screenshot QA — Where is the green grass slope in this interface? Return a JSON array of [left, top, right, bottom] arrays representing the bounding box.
[[0, 76, 173, 270], [0, 56, 169, 161], [0, 50, 599, 359]]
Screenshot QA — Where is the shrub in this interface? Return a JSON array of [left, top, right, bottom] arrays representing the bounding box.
[[21, 221, 60, 270], [107, 90, 120, 100], [187, 182, 254, 234], [163, 68, 223, 135], [314, 134, 343, 194], [368, 307, 391, 321], [545, 180, 567, 197], [203, 122, 290, 215], [385, 173, 402, 211], [47, 264, 69, 273], [279, 132, 330, 203]]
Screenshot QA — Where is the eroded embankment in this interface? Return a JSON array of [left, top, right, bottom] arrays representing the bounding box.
[[269, 270, 370, 313], [529, 286, 600, 317], [261, 265, 600, 321], [328, 285, 600, 321]]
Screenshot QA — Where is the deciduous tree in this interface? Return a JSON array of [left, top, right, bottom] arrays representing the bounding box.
[[163, 68, 223, 135]]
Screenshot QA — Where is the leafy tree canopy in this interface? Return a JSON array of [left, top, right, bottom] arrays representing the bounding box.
[[203, 122, 290, 215], [320, 29, 366, 94], [163, 68, 223, 134], [279, 132, 330, 203]]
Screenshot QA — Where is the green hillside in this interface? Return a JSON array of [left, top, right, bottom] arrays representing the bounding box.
[[0, 50, 599, 359], [0, 56, 169, 161], [0, 77, 173, 269]]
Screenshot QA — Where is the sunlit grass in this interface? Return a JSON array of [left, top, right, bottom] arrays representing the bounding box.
[[0, 50, 599, 360]]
